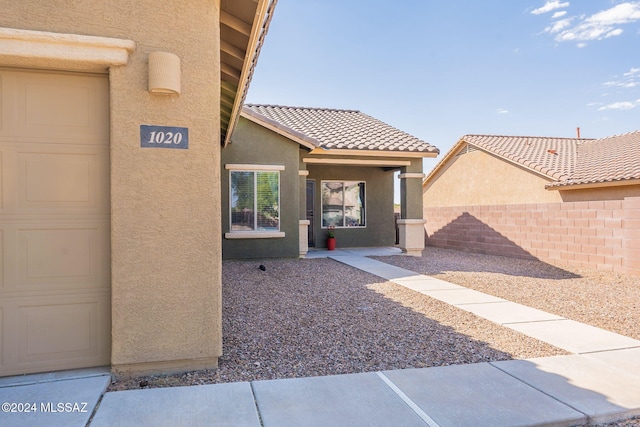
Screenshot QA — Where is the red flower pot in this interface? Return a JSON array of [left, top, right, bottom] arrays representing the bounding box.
[[327, 237, 336, 251]]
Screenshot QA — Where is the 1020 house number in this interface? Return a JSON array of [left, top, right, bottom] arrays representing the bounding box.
[[140, 125, 189, 149], [147, 130, 183, 145]]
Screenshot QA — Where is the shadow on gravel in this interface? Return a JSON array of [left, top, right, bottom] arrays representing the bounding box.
[[379, 246, 581, 280]]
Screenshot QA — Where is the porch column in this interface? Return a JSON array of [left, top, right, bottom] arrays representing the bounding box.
[[399, 159, 426, 256], [299, 169, 309, 257]]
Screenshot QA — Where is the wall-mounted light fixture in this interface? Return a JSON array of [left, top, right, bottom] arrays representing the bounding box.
[[148, 51, 181, 95]]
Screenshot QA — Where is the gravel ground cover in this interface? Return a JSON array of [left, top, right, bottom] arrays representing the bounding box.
[[110, 257, 567, 391], [374, 247, 640, 341], [108, 249, 640, 425], [578, 418, 640, 427]]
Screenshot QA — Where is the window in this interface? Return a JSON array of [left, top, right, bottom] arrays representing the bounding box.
[[321, 181, 365, 228], [230, 169, 280, 232]]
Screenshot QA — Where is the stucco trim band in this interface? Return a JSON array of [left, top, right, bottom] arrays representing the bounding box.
[[399, 173, 426, 179], [225, 231, 285, 239], [0, 27, 135, 70], [397, 219, 427, 225], [225, 163, 285, 171]]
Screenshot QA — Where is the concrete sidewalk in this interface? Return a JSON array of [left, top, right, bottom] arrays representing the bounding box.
[[2, 250, 639, 426]]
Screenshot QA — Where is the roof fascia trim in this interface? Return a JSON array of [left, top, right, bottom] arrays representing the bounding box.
[[308, 148, 435, 158], [303, 158, 411, 167], [546, 178, 640, 191], [422, 138, 467, 187], [223, 0, 276, 146]]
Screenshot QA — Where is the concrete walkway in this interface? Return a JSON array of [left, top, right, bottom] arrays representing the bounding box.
[[1, 249, 639, 426]]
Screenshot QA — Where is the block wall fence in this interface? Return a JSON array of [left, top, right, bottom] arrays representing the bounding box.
[[424, 196, 640, 276]]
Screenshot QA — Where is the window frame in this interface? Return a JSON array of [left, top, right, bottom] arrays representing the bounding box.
[[225, 164, 285, 239], [320, 180, 367, 229]]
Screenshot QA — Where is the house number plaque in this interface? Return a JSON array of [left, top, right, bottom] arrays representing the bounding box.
[[140, 125, 189, 149]]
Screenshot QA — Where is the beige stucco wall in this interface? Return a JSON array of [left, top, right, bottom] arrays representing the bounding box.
[[1, 0, 223, 375], [423, 145, 563, 207]]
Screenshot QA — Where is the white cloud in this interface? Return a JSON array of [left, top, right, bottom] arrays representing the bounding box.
[[604, 80, 638, 88], [552, 11, 568, 18], [496, 108, 509, 114], [624, 67, 640, 77], [531, 1, 570, 15], [597, 99, 640, 110], [586, 2, 640, 25], [544, 18, 573, 33], [602, 67, 640, 88], [538, 2, 640, 44]]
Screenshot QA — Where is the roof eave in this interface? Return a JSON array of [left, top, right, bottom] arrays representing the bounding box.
[[422, 137, 467, 187], [220, 0, 277, 147], [308, 148, 437, 158], [546, 177, 640, 191]]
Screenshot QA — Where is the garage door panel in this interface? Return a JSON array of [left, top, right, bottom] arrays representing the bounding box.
[[22, 302, 95, 355], [17, 149, 108, 212], [17, 225, 108, 289], [0, 230, 3, 289], [0, 151, 3, 211], [1, 144, 108, 214], [24, 153, 90, 203], [13, 72, 109, 143], [0, 307, 3, 367], [0, 72, 7, 134], [3, 294, 111, 374], [24, 81, 91, 128]]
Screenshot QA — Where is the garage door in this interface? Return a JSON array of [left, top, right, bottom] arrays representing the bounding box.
[[0, 69, 110, 376]]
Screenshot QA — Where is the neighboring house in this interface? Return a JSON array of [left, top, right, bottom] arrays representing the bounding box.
[[222, 105, 439, 259], [423, 131, 640, 275], [0, 0, 275, 378]]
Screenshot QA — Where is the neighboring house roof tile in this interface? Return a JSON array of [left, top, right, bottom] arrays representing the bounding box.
[[425, 131, 640, 190], [462, 134, 589, 181], [548, 131, 640, 188], [242, 104, 439, 154]]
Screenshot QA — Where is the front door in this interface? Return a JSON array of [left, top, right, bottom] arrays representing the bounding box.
[[306, 180, 315, 247]]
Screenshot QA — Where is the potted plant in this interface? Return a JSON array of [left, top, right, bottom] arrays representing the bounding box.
[[327, 226, 336, 251]]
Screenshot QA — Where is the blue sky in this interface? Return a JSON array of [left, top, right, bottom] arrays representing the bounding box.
[[246, 1, 640, 175]]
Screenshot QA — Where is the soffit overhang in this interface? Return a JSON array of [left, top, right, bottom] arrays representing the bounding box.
[[220, 0, 276, 146]]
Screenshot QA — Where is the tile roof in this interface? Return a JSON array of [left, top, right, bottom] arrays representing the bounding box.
[[440, 132, 640, 189], [548, 130, 640, 188], [461, 134, 588, 181], [241, 104, 439, 154]]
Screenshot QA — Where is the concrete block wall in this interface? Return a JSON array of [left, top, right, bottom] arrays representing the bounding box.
[[424, 196, 640, 275], [625, 197, 640, 276]]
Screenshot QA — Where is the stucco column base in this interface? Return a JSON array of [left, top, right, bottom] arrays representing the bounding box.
[[299, 220, 310, 257], [397, 219, 426, 257], [112, 356, 219, 380]]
